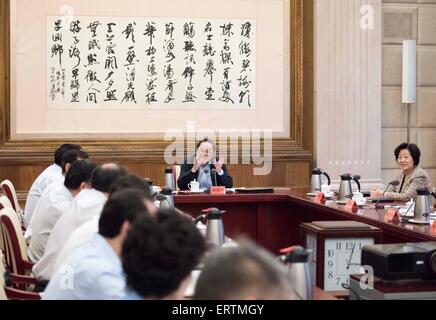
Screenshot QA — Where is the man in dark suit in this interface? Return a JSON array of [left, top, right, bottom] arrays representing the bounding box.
[[177, 138, 233, 190]]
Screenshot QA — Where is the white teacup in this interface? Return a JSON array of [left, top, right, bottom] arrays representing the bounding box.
[[321, 184, 331, 194], [188, 180, 200, 192], [321, 184, 334, 197], [352, 192, 366, 205]]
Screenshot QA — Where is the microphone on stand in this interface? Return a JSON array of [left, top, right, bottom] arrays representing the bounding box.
[[210, 157, 219, 187], [374, 180, 400, 209], [211, 168, 217, 186]]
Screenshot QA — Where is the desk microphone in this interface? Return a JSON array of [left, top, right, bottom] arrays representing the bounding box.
[[203, 167, 217, 187], [211, 168, 217, 186], [374, 180, 400, 209], [210, 158, 219, 187]]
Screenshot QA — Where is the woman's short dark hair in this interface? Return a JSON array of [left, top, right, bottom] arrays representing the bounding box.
[[394, 143, 421, 166]]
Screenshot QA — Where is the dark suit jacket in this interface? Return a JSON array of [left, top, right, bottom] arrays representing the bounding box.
[[177, 161, 233, 190]]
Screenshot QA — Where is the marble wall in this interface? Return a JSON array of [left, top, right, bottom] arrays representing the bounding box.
[[382, 0, 436, 186], [314, 0, 383, 191]]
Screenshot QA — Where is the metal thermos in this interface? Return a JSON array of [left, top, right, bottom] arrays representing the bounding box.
[[414, 188, 431, 223], [338, 174, 361, 202], [165, 166, 176, 190], [310, 168, 331, 193], [194, 208, 225, 246], [144, 178, 155, 197], [279, 245, 313, 300], [160, 186, 174, 208]]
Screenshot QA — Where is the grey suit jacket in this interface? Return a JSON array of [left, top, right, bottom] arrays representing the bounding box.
[[385, 166, 432, 201]]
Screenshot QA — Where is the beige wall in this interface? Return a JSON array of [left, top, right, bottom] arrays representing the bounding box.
[[314, 0, 384, 191], [382, 0, 436, 185]]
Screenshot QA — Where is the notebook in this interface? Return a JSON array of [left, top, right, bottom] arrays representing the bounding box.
[[235, 187, 275, 194]]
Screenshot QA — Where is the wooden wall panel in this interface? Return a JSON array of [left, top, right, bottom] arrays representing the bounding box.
[[3, 161, 310, 191], [7, 162, 310, 207], [1, 0, 314, 206]]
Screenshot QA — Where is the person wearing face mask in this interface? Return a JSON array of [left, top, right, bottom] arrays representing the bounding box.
[[177, 138, 233, 191], [371, 143, 432, 202]]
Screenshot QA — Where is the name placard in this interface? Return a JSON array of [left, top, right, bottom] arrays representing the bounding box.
[[314, 192, 326, 204], [210, 186, 226, 195], [384, 208, 400, 223], [345, 200, 358, 213]]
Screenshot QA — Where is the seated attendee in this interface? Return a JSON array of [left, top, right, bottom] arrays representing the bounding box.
[[123, 209, 206, 300], [43, 189, 152, 300], [32, 163, 128, 281], [28, 159, 96, 264], [52, 174, 156, 274], [177, 138, 233, 190], [25, 149, 90, 240], [193, 241, 295, 300], [24, 143, 82, 227], [371, 143, 432, 202]]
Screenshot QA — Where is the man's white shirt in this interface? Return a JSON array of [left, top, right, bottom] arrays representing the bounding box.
[[53, 215, 99, 274], [27, 181, 73, 263], [32, 188, 107, 280], [24, 164, 64, 227]]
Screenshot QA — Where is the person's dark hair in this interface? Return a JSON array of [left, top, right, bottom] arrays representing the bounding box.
[[61, 149, 89, 173], [91, 163, 128, 193], [193, 241, 293, 300], [196, 137, 215, 151], [54, 144, 82, 166], [122, 209, 206, 299], [64, 160, 97, 190], [98, 189, 150, 238], [394, 142, 421, 166], [109, 174, 151, 200]]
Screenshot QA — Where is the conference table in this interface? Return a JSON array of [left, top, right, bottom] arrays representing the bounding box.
[[174, 187, 436, 254]]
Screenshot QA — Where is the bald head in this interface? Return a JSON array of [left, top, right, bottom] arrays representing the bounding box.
[[91, 163, 128, 193], [194, 242, 295, 300]]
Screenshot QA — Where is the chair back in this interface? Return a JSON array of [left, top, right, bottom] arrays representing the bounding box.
[[0, 251, 40, 300], [0, 252, 7, 300], [0, 208, 32, 275], [0, 196, 13, 210], [0, 180, 21, 213], [0, 195, 24, 231]]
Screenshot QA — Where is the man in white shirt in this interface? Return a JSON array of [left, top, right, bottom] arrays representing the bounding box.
[[25, 149, 90, 240], [28, 159, 96, 263], [43, 189, 153, 300], [24, 144, 82, 227], [32, 163, 128, 282], [52, 174, 156, 273]]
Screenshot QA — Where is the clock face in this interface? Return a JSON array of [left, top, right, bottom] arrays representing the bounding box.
[[324, 237, 374, 291]]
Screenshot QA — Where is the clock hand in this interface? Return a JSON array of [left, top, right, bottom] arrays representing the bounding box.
[[346, 243, 356, 270]]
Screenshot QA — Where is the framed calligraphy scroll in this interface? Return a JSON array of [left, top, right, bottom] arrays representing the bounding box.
[[0, 0, 312, 168], [47, 17, 256, 109]]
